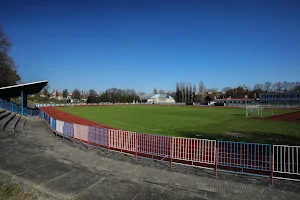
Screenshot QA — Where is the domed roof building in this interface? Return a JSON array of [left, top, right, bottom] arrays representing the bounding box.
[[139, 94, 175, 104]]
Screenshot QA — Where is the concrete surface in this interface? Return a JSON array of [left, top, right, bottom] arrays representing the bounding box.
[[0, 119, 300, 200]]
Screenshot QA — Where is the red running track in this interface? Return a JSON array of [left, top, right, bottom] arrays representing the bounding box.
[[263, 111, 300, 123], [39, 107, 114, 129]]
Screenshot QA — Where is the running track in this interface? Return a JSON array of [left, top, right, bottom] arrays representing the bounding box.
[[39, 107, 114, 129]]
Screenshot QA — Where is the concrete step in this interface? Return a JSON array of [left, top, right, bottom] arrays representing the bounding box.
[[4, 114, 21, 132], [23, 117, 32, 133], [0, 109, 6, 115], [15, 116, 26, 132], [0, 112, 16, 130], [0, 110, 11, 121]]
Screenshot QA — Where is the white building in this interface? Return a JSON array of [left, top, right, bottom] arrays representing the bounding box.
[[259, 92, 300, 103], [215, 98, 256, 105], [139, 94, 176, 104]]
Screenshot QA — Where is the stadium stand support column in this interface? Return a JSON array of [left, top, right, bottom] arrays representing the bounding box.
[[21, 91, 27, 115]]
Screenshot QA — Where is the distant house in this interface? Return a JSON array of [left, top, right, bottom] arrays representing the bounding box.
[[67, 94, 72, 99], [50, 90, 63, 100]]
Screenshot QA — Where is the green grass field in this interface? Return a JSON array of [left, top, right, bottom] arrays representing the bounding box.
[[57, 106, 300, 145]]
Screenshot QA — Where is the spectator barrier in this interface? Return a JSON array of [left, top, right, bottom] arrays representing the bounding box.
[[218, 141, 271, 172], [273, 145, 300, 181], [0, 107, 295, 184], [0, 98, 40, 118]]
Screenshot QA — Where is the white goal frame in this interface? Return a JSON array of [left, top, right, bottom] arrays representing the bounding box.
[[246, 105, 273, 117]]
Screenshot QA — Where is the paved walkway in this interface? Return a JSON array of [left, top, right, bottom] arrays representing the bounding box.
[[0, 120, 300, 200]]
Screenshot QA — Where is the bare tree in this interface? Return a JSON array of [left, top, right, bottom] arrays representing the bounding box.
[[282, 81, 290, 92], [222, 87, 232, 93], [72, 89, 81, 101], [175, 82, 180, 102], [186, 83, 189, 102], [263, 81, 272, 92], [188, 83, 192, 102], [254, 84, 264, 92], [159, 89, 165, 94], [180, 82, 184, 102], [89, 89, 98, 97], [273, 82, 283, 92], [153, 88, 158, 94], [199, 81, 205, 102], [294, 82, 300, 92], [193, 84, 197, 102], [0, 28, 20, 88]]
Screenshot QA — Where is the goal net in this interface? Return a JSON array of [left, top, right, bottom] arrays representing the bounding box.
[[246, 105, 273, 117], [100, 102, 111, 106]]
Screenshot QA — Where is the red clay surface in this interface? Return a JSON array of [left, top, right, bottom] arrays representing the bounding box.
[[263, 111, 300, 122], [39, 107, 114, 129]]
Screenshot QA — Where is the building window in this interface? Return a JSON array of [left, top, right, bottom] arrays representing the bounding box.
[[234, 101, 236, 103], [242, 101, 245, 103], [230, 101, 232, 103], [297, 94, 299, 98]]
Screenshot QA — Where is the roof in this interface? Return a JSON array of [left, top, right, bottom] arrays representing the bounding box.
[[139, 94, 155, 100], [139, 93, 175, 100], [0, 80, 48, 98]]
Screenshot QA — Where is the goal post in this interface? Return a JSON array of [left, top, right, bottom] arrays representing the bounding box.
[[246, 105, 274, 118]]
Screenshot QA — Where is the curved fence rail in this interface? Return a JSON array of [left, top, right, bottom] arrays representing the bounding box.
[[0, 99, 40, 118], [37, 110, 300, 184]]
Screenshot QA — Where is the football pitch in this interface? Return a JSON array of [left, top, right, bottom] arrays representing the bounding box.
[[57, 105, 300, 145]]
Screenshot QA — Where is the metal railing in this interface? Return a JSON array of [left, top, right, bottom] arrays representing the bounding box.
[[0, 98, 40, 118], [39, 110, 300, 183]]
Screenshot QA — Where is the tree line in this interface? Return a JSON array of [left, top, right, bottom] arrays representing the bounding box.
[[221, 81, 300, 99], [41, 80, 300, 104], [69, 88, 140, 103], [175, 82, 206, 103], [174, 81, 300, 103]]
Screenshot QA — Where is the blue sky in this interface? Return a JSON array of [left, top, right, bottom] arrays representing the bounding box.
[[1, 0, 300, 93]]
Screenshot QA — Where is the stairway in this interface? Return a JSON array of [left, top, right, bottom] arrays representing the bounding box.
[[0, 109, 33, 134], [5, 114, 21, 132]]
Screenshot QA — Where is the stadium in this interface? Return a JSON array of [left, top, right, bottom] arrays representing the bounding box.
[[1, 80, 300, 185], [1, 1, 300, 198]]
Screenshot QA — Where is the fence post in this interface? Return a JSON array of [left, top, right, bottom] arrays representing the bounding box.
[[72, 124, 75, 145], [108, 129, 110, 155], [62, 123, 65, 140], [87, 126, 91, 151], [135, 133, 138, 162], [170, 137, 173, 170], [215, 146, 218, 177], [270, 151, 274, 185]]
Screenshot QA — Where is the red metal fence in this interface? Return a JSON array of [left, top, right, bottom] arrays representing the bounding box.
[[40, 110, 300, 183]]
